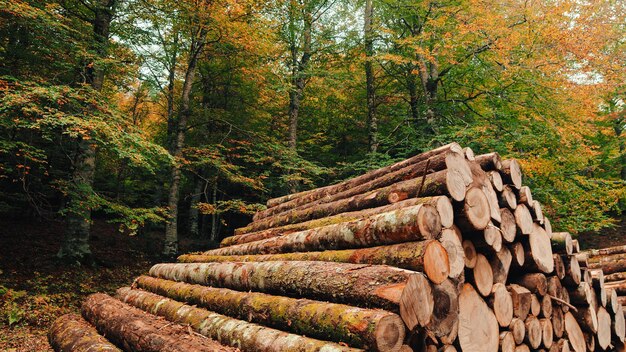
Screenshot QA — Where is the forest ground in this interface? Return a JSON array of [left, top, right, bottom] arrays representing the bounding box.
[[0, 216, 625, 351]]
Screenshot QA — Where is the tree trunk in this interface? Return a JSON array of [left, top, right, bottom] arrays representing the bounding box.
[[116, 288, 366, 352], [131, 276, 405, 351], [48, 314, 120, 352], [81, 293, 234, 352], [188, 176, 203, 237], [364, 0, 377, 153]]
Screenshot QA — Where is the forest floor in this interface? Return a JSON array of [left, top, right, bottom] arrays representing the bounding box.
[[0, 218, 212, 352], [0, 215, 625, 351]]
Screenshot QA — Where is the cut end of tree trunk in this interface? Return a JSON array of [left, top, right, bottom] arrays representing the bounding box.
[[374, 315, 407, 352], [400, 273, 434, 330], [440, 228, 465, 279], [458, 283, 499, 352], [424, 240, 451, 284], [529, 223, 554, 273], [461, 187, 491, 231]]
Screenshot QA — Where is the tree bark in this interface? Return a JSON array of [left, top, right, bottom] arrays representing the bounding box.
[[181, 240, 449, 283], [48, 314, 120, 352], [188, 176, 203, 237], [81, 293, 234, 352], [116, 288, 363, 352], [131, 276, 404, 351], [364, 0, 377, 153]]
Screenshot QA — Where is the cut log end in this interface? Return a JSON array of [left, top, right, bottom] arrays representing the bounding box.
[[474, 254, 494, 297], [502, 159, 522, 189], [462, 187, 491, 231], [564, 312, 586, 352], [491, 283, 513, 327], [440, 228, 465, 279], [446, 168, 469, 202], [375, 315, 407, 352], [529, 223, 554, 274], [400, 273, 434, 330], [419, 204, 444, 240], [424, 240, 451, 284], [458, 284, 499, 352]]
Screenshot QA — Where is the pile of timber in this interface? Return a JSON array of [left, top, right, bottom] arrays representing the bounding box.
[[48, 142, 625, 352]]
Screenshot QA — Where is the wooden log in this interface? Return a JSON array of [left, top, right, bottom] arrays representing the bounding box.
[[132, 276, 405, 351], [583, 244, 626, 257], [541, 295, 552, 319], [468, 161, 502, 224], [560, 289, 571, 312], [564, 312, 586, 352], [510, 317, 526, 344], [426, 279, 459, 338], [572, 306, 598, 333], [551, 233, 574, 255], [552, 306, 564, 338], [525, 315, 542, 349], [604, 280, 626, 295], [524, 223, 554, 274], [540, 318, 554, 349], [590, 258, 626, 275], [607, 288, 620, 314], [480, 223, 503, 252], [500, 159, 522, 190], [226, 196, 454, 247], [400, 273, 436, 330], [550, 339, 571, 352], [606, 271, 626, 282], [584, 332, 595, 351], [531, 294, 541, 317], [499, 185, 518, 210], [500, 331, 516, 352], [470, 253, 494, 297], [596, 306, 611, 349], [516, 273, 548, 296], [454, 187, 492, 232], [205, 204, 441, 257], [589, 269, 607, 307], [562, 255, 582, 287], [183, 240, 450, 284], [489, 171, 503, 192], [440, 227, 465, 279], [48, 314, 121, 352], [500, 208, 517, 243], [463, 239, 477, 269], [115, 288, 364, 352], [514, 204, 534, 235], [517, 186, 533, 206], [514, 344, 530, 352], [239, 169, 467, 234], [510, 242, 526, 268], [263, 142, 466, 209], [508, 284, 532, 320], [543, 217, 553, 238], [465, 146, 476, 160], [488, 283, 513, 327], [572, 240, 581, 253], [148, 262, 423, 314], [614, 304, 626, 342], [458, 284, 499, 352], [569, 282, 593, 306], [531, 200, 544, 224], [490, 246, 512, 285], [553, 255, 566, 280], [576, 253, 588, 268], [81, 293, 236, 352], [475, 152, 502, 171], [547, 276, 564, 300]]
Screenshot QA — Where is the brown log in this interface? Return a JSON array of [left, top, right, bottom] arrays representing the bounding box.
[[525, 315, 542, 349], [530, 200, 544, 224], [440, 227, 465, 279], [183, 240, 450, 284], [569, 282, 593, 306], [475, 152, 502, 171], [510, 317, 526, 344], [148, 262, 422, 314], [500, 208, 517, 243], [524, 223, 554, 274], [553, 255, 566, 280], [438, 345, 457, 352], [454, 187, 492, 232], [132, 276, 405, 351], [560, 289, 571, 312], [500, 159, 522, 189], [514, 344, 530, 352], [426, 279, 459, 338], [590, 258, 626, 275], [606, 271, 626, 283], [473, 164, 503, 224], [458, 284, 499, 352], [584, 244, 626, 257], [595, 306, 611, 349], [500, 331, 516, 352], [531, 294, 541, 317], [551, 233, 574, 255], [489, 171, 503, 192], [541, 295, 552, 319], [604, 280, 626, 295], [514, 204, 534, 235], [584, 332, 595, 351], [464, 146, 476, 160], [470, 253, 494, 297], [543, 217, 553, 238], [607, 288, 620, 314], [490, 246, 512, 285], [562, 255, 582, 287], [564, 312, 586, 352], [517, 186, 533, 206], [516, 273, 548, 296], [81, 293, 236, 352], [239, 169, 467, 234], [463, 239, 477, 269], [400, 273, 436, 330], [508, 284, 532, 320], [547, 276, 564, 300], [115, 288, 364, 352], [589, 269, 607, 307], [550, 339, 571, 352], [572, 306, 598, 333], [540, 318, 554, 349], [488, 283, 513, 327], [205, 204, 441, 257], [614, 304, 626, 342], [48, 314, 121, 352], [480, 223, 503, 252], [572, 239, 581, 253], [499, 185, 518, 210], [552, 307, 564, 338], [576, 253, 589, 268], [264, 142, 465, 209], [226, 196, 454, 247], [510, 242, 526, 268]]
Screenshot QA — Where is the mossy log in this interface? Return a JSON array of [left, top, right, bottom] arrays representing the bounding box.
[[132, 275, 405, 351], [148, 261, 422, 313], [48, 314, 120, 352], [237, 169, 467, 234], [254, 148, 469, 221], [584, 244, 626, 257], [81, 293, 235, 352], [181, 240, 449, 284], [116, 288, 364, 352], [204, 204, 442, 258], [224, 196, 453, 247], [264, 142, 464, 208]]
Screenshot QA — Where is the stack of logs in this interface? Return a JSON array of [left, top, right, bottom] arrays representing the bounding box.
[[48, 142, 625, 352]]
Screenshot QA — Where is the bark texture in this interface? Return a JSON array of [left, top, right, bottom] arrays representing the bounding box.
[[49, 314, 120, 352]]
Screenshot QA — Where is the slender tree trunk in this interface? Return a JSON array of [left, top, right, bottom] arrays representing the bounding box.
[[58, 1, 115, 264], [418, 57, 439, 127], [209, 180, 219, 243], [189, 176, 203, 237], [364, 0, 377, 153], [166, 33, 179, 153], [163, 36, 204, 257], [406, 66, 420, 124]]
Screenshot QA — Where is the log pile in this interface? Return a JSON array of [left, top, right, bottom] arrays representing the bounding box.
[[48, 142, 623, 351]]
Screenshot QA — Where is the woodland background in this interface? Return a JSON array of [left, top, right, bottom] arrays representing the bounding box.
[[0, 0, 626, 348]]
